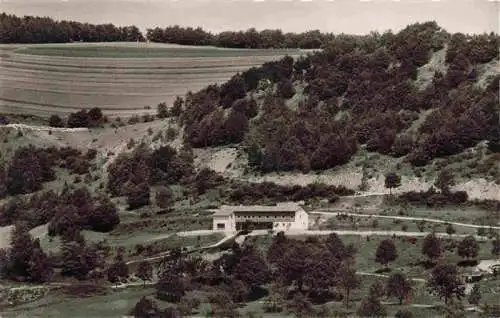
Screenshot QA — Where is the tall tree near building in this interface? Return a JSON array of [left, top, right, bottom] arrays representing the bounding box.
[[234, 247, 271, 292]]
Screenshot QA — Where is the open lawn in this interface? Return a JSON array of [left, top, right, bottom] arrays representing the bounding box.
[[1, 286, 156, 318]]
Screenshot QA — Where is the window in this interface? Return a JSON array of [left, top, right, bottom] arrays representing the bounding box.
[[217, 223, 225, 230]]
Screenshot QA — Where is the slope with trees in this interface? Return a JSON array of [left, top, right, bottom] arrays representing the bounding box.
[[177, 21, 499, 176]]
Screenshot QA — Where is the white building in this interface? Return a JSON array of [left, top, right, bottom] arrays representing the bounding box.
[[212, 202, 308, 232]]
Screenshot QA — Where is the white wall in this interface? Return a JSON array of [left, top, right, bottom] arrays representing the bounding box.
[[272, 209, 309, 231], [212, 208, 309, 232], [289, 209, 309, 230], [212, 215, 235, 231]]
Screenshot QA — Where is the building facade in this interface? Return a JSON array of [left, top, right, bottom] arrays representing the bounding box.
[[212, 202, 308, 232]]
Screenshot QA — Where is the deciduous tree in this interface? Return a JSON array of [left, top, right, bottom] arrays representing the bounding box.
[[468, 283, 481, 306], [126, 182, 151, 210], [384, 172, 401, 195], [157, 102, 169, 118], [286, 292, 313, 318], [276, 242, 310, 292], [387, 272, 412, 305], [422, 233, 443, 264], [48, 114, 65, 128], [492, 235, 500, 258], [457, 235, 479, 260], [357, 294, 387, 318], [7, 147, 44, 195], [375, 239, 398, 268], [435, 169, 455, 194], [427, 263, 465, 304], [155, 186, 174, 209], [234, 247, 271, 291], [6, 224, 53, 282], [369, 280, 386, 299], [338, 260, 360, 308], [136, 260, 153, 286]]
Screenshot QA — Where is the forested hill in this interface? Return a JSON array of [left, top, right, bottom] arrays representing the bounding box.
[[0, 13, 144, 43], [177, 22, 500, 173]]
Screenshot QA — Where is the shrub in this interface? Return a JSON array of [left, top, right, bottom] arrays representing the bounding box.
[[67, 110, 90, 128], [126, 182, 151, 210], [48, 114, 65, 128], [277, 79, 296, 99], [157, 102, 169, 118], [128, 115, 140, 125], [155, 186, 174, 209]]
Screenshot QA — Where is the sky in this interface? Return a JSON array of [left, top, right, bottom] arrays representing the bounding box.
[[1, 0, 498, 35]]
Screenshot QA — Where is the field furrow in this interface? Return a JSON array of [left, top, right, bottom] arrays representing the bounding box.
[[0, 43, 300, 117]]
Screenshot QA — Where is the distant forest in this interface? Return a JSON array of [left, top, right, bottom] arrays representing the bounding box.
[[1, 13, 333, 48], [146, 26, 335, 49], [0, 13, 144, 43]]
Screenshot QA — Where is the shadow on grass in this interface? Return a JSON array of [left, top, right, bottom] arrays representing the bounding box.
[[457, 259, 479, 267], [411, 260, 437, 270], [374, 268, 392, 274]]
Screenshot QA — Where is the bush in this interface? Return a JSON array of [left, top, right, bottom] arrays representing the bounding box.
[[157, 102, 169, 118], [155, 186, 174, 209], [126, 182, 151, 210], [67, 110, 90, 128], [277, 79, 296, 99], [48, 114, 65, 128], [398, 189, 469, 207], [128, 115, 140, 125]]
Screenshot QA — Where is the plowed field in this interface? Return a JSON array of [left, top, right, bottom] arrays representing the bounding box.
[[0, 42, 305, 117]]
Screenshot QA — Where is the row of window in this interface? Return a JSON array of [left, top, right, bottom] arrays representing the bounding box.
[[235, 214, 294, 219]]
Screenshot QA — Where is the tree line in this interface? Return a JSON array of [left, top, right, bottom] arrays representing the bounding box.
[[0, 13, 144, 43], [146, 25, 335, 49]]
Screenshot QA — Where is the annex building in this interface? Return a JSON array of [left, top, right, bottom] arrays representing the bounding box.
[[212, 202, 308, 232]]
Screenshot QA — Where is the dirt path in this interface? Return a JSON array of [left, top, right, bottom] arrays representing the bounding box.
[[3, 123, 89, 132], [312, 210, 500, 230], [125, 231, 236, 265], [211, 229, 490, 240], [356, 271, 426, 283]]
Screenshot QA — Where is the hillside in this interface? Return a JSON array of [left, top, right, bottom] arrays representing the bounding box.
[[0, 22, 499, 205], [1, 21, 500, 318], [176, 22, 499, 195]]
